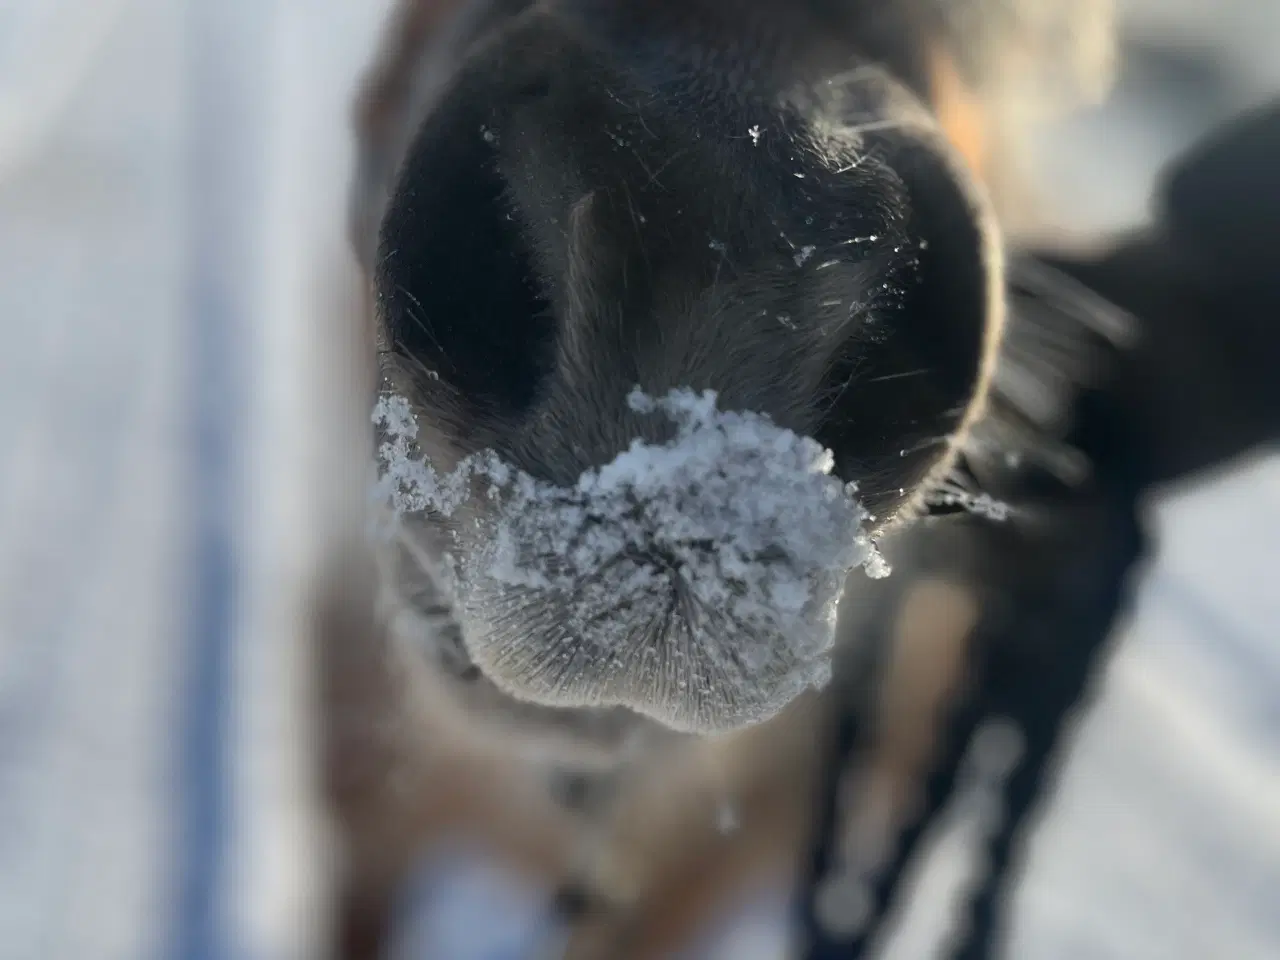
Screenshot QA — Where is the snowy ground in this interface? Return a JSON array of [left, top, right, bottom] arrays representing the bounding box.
[[0, 1, 1274, 958]]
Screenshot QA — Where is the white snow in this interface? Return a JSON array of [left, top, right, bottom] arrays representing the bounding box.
[[373, 386, 886, 731]]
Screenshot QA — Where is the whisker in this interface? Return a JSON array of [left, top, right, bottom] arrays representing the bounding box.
[[394, 282, 446, 355], [865, 367, 929, 383]]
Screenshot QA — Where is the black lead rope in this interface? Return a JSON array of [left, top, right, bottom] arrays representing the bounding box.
[[793, 487, 1149, 960], [792, 254, 1151, 960], [794, 634, 884, 960]]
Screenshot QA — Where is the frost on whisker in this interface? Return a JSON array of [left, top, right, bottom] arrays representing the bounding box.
[[373, 393, 476, 517], [924, 474, 1012, 522], [372, 387, 888, 734]]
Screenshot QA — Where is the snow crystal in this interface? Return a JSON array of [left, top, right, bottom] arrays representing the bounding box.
[[924, 477, 1012, 522], [372, 387, 887, 733], [373, 394, 458, 515]]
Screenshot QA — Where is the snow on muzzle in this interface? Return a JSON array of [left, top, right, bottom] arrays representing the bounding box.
[[374, 387, 887, 734]]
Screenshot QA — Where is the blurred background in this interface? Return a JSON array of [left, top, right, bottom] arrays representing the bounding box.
[[0, 1, 1275, 959]]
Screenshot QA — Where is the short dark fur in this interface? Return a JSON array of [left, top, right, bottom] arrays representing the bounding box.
[[337, 0, 1080, 954], [375, 1, 998, 510], [330, 1, 1279, 957], [369, 0, 1003, 734]]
